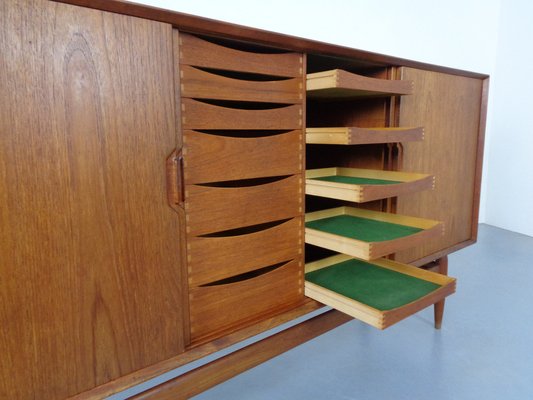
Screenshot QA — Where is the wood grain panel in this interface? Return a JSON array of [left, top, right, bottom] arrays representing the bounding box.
[[307, 69, 413, 98], [68, 299, 322, 399], [183, 130, 302, 184], [0, 1, 183, 399], [188, 217, 303, 286], [189, 260, 303, 342], [395, 68, 484, 263], [184, 175, 301, 236], [179, 33, 303, 77], [180, 65, 302, 103], [181, 98, 303, 130]]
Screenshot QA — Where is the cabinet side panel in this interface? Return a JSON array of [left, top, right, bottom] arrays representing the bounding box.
[[0, 1, 184, 398], [395, 68, 483, 263]]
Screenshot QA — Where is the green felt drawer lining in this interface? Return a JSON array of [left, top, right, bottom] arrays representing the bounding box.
[[305, 258, 441, 311], [305, 214, 423, 242]]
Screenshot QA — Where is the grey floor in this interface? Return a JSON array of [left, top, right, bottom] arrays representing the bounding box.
[[113, 224, 533, 399], [191, 224, 533, 400]]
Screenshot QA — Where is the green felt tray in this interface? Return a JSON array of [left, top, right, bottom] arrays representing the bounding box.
[[305, 258, 440, 311], [305, 214, 423, 242], [311, 175, 401, 185]]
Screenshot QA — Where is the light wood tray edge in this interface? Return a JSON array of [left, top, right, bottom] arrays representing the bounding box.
[[304, 255, 456, 329], [305, 127, 424, 144], [304, 207, 444, 260], [305, 168, 434, 202]]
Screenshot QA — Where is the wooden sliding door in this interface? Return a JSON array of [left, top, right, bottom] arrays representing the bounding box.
[[395, 68, 486, 264], [0, 1, 185, 398]]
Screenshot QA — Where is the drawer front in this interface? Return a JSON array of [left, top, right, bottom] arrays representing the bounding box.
[[181, 99, 303, 130], [185, 175, 301, 236], [179, 33, 302, 77], [181, 65, 302, 104], [183, 130, 302, 184], [188, 217, 302, 286], [189, 259, 302, 342], [176, 30, 305, 344]]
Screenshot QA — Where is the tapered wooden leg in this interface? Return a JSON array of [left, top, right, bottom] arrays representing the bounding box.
[[434, 256, 448, 329]]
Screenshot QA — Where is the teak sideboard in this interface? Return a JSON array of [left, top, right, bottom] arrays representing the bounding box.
[[0, 1, 488, 399]]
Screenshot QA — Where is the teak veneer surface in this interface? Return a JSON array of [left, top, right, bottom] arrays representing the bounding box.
[[178, 26, 306, 347], [394, 68, 484, 263], [0, 1, 488, 399], [189, 259, 303, 342], [0, 1, 184, 398], [180, 65, 302, 104], [181, 98, 303, 130], [183, 130, 302, 184], [184, 173, 301, 237], [187, 217, 303, 286], [179, 32, 303, 78]]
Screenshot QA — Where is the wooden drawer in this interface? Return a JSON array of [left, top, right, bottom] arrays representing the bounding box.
[[305, 127, 424, 145], [185, 175, 301, 236], [189, 259, 303, 342], [181, 98, 302, 130], [179, 33, 303, 77], [307, 69, 413, 99], [180, 65, 302, 104], [188, 217, 302, 286], [305, 207, 443, 260], [306, 167, 434, 203], [305, 254, 455, 329], [183, 130, 302, 184]]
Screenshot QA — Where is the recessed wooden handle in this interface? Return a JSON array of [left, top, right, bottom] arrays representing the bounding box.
[[166, 148, 185, 210]]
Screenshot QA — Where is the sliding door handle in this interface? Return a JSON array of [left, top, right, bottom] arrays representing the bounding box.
[[166, 148, 185, 210]]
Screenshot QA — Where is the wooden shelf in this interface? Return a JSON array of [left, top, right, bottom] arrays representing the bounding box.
[[306, 127, 424, 145], [305, 254, 456, 330], [306, 167, 434, 203], [307, 69, 413, 99], [305, 207, 443, 260]]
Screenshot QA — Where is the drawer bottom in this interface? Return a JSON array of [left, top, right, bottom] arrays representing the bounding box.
[[305, 254, 455, 329]]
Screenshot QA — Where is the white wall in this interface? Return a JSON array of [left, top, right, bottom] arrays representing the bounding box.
[[136, 0, 533, 233], [136, 0, 500, 74], [482, 0, 533, 237]]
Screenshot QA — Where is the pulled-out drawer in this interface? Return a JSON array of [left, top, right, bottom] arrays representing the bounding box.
[[305, 127, 424, 145], [306, 167, 434, 203], [307, 69, 413, 98], [305, 254, 455, 329], [305, 207, 443, 260]]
